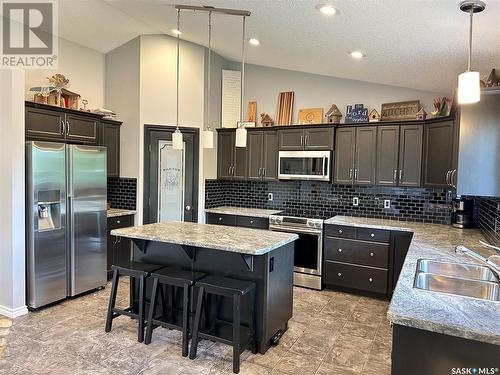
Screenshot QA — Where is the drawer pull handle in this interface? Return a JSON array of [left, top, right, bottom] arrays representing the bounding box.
[[370, 233, 375, 237], [369, 278, 373, 282], [218, 217, 223, 221], [250, 220, 254, 224], [337, 272, 342, 277], [116, 220, 121, 224], [338, 248, 342, 252], [370, 252, 374, 257], [338, 229, 343, 234]]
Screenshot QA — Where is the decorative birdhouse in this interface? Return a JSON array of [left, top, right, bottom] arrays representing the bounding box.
[[325, 104, 342, 124], [369, 109, 380, 122], [260, 113, 274, 127], [416, 107, 427, 120]]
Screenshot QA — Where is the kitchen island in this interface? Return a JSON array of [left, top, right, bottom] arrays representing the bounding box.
[[111, 221, 298, 353]]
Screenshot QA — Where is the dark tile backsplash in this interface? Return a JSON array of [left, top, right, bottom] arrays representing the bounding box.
[[108, 177, 137, 210], [205, 179, 453, 224], [473, 197, 500, 246]]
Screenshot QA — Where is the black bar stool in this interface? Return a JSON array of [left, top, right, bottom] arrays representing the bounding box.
[[144, 266, 206, 356], [189, 275, 256, 374], [105, 260, 163, 342]]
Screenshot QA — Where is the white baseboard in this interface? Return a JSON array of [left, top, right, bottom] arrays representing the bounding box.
[[0, 304, 28, 319]]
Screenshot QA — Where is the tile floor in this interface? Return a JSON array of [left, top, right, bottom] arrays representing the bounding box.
[[0, 279, 392, 374]]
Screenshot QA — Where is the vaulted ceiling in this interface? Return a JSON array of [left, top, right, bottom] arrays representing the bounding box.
[[58, 0, 500, 93]]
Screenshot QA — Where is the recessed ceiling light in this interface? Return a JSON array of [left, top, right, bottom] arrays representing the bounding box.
[[316, 4, 338, 15], [248, 38, 260, 46], [349, 51, 365, 59], [172, 29, 182, 36]]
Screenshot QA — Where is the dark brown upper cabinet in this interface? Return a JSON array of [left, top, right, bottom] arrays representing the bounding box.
[[278, 127, 334, 150], [98, 119, 122, 178], [217, 129, 246, 180], [354, 127, 377, 185], [334, 126, 376, 185], [422, 119, 456, 188], [247, 130, 278, 181], [25, 102, 100, 144], [64, 113, 98, 143], [376, 124, 422, 187]]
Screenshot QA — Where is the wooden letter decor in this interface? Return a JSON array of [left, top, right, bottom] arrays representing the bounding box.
[[381, 100, 420, 121], [277, 91, 294, 125], [246, 101, 257, 122]]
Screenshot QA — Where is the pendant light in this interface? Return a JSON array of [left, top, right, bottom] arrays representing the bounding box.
[[202, 11, 214, 149], [457, 0, 485, 105], [172, 8, 183, 149], [235, 16, 247, 148]]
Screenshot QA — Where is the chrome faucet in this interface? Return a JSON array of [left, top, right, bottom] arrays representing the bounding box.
[[455, 243, 500, 280]]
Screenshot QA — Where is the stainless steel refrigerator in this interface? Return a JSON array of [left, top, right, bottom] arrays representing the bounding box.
[[26, 141, 107, 309]]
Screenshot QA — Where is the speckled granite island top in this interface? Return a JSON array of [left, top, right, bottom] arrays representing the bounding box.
[[111, 221, 298, 255], [326, 216, 500, 345], [107, 208, 136, 218], [205, 206, 282, 218]]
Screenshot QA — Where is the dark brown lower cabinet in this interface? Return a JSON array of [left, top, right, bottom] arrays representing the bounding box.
[[107, 215, 134, 278], [206, 213, 268, 230], [323, 223, 411, 295], [392, 324, 500, 375]]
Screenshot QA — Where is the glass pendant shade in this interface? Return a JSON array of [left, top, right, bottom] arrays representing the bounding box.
[[235, 125, 247, 147], [458, 71, 480, 104], [172, 128, 183, 149], [202, 129, 214, 149]]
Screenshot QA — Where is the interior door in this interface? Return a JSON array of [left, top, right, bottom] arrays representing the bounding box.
[[145, 128, 198, 224], [376, 126, 400, 186], [354, 127, 377, 185], [334, 128, 356, 184]]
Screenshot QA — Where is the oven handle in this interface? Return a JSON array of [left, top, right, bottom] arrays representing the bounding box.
[[269, 225, 323, 236], [322, 156, 326, 176]]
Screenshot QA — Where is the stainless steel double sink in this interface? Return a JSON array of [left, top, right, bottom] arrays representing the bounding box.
[[414, 259, 500, 301]]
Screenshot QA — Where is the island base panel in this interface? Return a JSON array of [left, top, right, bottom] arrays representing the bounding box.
[[130, 241, 294, 354]]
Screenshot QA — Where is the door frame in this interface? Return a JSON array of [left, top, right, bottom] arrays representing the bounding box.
[[143, 125, 200, 224]]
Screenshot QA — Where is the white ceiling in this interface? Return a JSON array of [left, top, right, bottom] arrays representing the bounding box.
[[58, 0, 500, 93]]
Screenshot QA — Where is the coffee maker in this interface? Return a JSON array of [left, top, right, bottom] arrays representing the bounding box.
[[451, 197, 474, 228]]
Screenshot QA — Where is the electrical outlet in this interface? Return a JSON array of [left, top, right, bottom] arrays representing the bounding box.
[[384, 199, 391, 209], [268, 193, 274, 201], [353, 197, 359, 206]]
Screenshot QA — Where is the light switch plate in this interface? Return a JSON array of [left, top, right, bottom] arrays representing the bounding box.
[[353, 197, 359, 206], [384, 199, 391, 209], [268, 193, 273, 201]]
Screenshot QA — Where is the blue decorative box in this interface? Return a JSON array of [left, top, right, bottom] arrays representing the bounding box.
[[345, 104, 369, 124]]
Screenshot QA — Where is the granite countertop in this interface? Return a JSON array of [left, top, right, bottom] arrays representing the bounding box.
[[205, 206, 283, 219], [325, 216, 500, 345], [107, 208, 137, 218], [111, 221, 298, 256]]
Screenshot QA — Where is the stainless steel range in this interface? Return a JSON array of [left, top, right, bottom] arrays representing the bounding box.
[[269, 215, 323, 290]]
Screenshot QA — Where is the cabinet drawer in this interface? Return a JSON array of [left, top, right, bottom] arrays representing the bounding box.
[[108, 215, 134, 230], [236, 216, 268, 229], [357, 227, 390, 243], [325, 224, 356, 239], [206, 213, 237, 226], [324, 261, 388, 294], [324, 238, 389, 268]]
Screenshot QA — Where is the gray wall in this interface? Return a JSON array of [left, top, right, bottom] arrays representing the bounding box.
[[227, 62, 445, 124]]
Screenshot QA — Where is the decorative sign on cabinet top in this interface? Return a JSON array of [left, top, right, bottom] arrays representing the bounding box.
[[221, 69, 241, 128], [345, 104, 369, 124]]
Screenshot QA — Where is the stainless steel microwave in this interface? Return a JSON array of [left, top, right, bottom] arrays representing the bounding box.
[[278, 150, 331, 181]]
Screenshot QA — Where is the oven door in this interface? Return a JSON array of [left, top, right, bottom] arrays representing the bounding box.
[[269, 226, 322, 276], [278, 151, 330, 181]]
